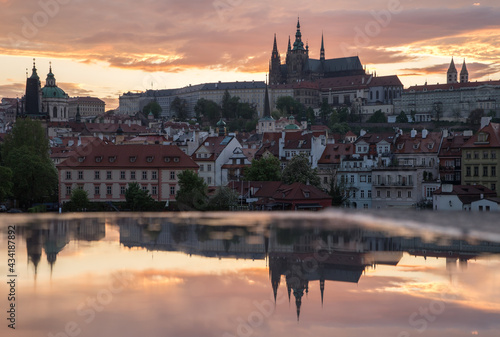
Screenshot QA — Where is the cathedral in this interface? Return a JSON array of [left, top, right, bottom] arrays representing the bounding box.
[[269, 18, 366, 85], [22, 59, 69, 122], [447, 57, 469, 84]]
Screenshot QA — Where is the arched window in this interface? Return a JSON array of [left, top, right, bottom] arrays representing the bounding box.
[[53, 106, 57, 118]]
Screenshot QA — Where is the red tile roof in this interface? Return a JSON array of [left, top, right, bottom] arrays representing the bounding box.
[[462, 123, 500, 149], [192, 136, 235, 161], [407, 80, 500, 92], [318, 144, 354, 164], [57, 141, 198, 169], [393, 132, 441, 154]]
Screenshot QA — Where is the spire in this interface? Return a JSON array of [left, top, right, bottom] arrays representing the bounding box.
[[447, 57, 458, 84], [460, 58, 469, 83], [46, 61, 56, 87], [320, 279, 325, 307], [271, 33, 280, 60], [287, 36, 291, 52], [292, 17, 305, 51], [30, 58, 39, 79], [264, 82, 271, 118], [320, 32, 325, 61]]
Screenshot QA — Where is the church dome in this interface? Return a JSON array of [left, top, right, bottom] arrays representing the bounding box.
[[285, 123, 300, 130], [42, 86, 67, 99]]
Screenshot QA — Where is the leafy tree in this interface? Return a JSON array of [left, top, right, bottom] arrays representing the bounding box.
[[237, 102, 257, 120], [170, 96, 189, 120], [195, 98, 221, 124], [468, 108, 484, 125], [207, 187, 239, 211], [70, 188, 89, 211], [276, 96, 302, 116], [319, 99, 332, 123], [395, 111, 408, 123], [125, 182, 155, 211], [4, 146, 58, 207], [330, 122, 351, 134], [366, 110, 387, 123], [2, 119, 57, 207], [336, 107, 350, 123], [305, 107, 315, 125], [410, 110, 416, 123], [244, 156, 282, 181], [142, 100, 162, 119], [488, 110, 497, 118], [329, 179, 349, 207], [282, 154, 321, 188], [176, 170, 208, 211], [221, 90, 240, 119], [452, 108, 462, 122], [0, 166, 13, 201]]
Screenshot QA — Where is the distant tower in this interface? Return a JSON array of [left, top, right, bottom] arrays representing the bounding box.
[[447, 57, 458, 84], [287, 17, 309, 83], [320, 32, 325, 61], [460, 59, 469, 83], [216, 118, 226, 137], [269, 34, 282, 85], [42, 62, 69, 122], [24, 58, 42, 116]]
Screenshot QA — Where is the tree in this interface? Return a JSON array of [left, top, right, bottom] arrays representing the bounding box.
[[329, 122, 350, 134], [70, 188, 89, 211], [195, 98, 221, 124], [276, 96, 302, 116], [244, 156, 282, 181], [329, 179, 349, 207], [395, 111, 408, 123], [125, 182, 155, 211], [319, 99, 332, 123], [2, 119, 57, 207], [433, 102, 443, 122], [468, 108, 484, 125], [221, 90, 240, 119], [142, 101, 162, 119], [282, 154, 321, 188], [176, 170, 208, 211], [170, 96, 188, 120], [207, 187, 239, 211], [366, 110, 387, 123], [0, 166, 13, 201], [336, 107, 350, 123]]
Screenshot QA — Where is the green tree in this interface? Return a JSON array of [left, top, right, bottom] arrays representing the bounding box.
[[194, 98, 221, 124], [207, 187, 239, 211], [125, 182, 155, 211], [0, 166, 13, 201], [276, 96, 302, 116], [336, 107, 350, 123], [367, 110, 387, 123], [237, 102, 256, 120], [330, 122, 351, 134], [395, 111, 408, 123], [142, 101, 162, 119], [433, 102, 443, 122], [329, 179, 349, 207], [176, 170, 208, 211], [468, 108, 484, 125], [170, 96, 189, 120], [244, 156, 282, 181], [282, 154, 321, 188], [221, 90, 240, 119], [70, 188, 89, 211], [2, 119, 57, 207], [319, 99, 332, 124]]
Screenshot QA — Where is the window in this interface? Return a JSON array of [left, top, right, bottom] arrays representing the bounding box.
[[152, 171, 157, 180], [66, 185, 72, 196], [426, 187, 436, 198], [120, 186, 126, 195], [207, 177, 212, 185], [350, 175, 355, 183], [152, 186, 157, 195], [492, 166, 496, 177], [323, 177, 328, 184], [107, 171, 112, 180], [66, 171, 72, 180], [398, 191, 402, 198], [474, 151, 479, 159], [130, 171, 136, 180], [94, 185, 100, 195], [361, 190, 365, 198], [207, 164, 212, 172], [360, 175, 366, 182], [474, 166, 479, 177], [484, 166, 488, 177], [483, 151, 489, 159], [142, 171, 147, 180], [94, 171, 100, 180], [78, 171, 83, 180], [200, 164, 204, 172], [466, 166, 471, 177], [170, 171, 175, 180], [363, 204, 368, 209], [368, 175, 372, 183], [107, 185, 112, 195], [376, 190, 381, 198], [492, 183, 496, 191], [466, 152, 471, 159], [120, 171, 125, 180], [170, 186, 176, 195], [386, 191, 391, 198], [368, 190, 372, 198], [408, 191, 412, 198], [492, 152, 497, 159]]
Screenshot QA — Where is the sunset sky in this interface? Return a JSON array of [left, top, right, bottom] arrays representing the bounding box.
[[1, 0, 500, 109]]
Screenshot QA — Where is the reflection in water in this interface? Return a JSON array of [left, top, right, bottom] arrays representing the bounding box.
[[5, 214, 500, 336]]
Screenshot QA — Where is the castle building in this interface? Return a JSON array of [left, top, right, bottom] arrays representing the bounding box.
[[269, 18, 365, 85]]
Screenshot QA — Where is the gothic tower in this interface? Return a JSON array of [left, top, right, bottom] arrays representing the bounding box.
[[447, 57, 458, 84], [287, 17, 309, 84], [320, 32, 325, 61], [460, 59, 469, 83], [269, 34, 282, 85], [24, 59, 42, 116]]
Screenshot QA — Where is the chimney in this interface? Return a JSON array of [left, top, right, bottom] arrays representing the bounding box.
[[442, 129, 448, 138], [422, 129, 428, 139], [463, 130, 473, 137], [442, 184, 453, 193], [360, 129, 367, 137], [480, 193, 484, 200], [411, 129, 417, 138]]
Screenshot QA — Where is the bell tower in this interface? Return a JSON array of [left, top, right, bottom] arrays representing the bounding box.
[[269, 34, 283, 85]]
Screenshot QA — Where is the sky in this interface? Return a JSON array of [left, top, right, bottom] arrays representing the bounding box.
[[1, 0, 500, 109]]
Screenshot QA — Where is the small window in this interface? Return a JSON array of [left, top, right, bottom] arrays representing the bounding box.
[[170, 186, 176, 195], [108, 156, 116, 163], [78, 171, 83, 180], [94, 171, 100, 180], [164, 157, 171, 162], [130, 156, 137, 163], [95, 156, 102, 163], [66, 171, 72, 180], [94, 185, 100, 195], [142, 171, 147, 180], [120, 171, 125, 180], [130, 171, 136, 180], [66, 185, 72, 196], [107, 171, 112, 180], [173, 157, 180, 163], [146, 156, 154, 163], [106, 185, 112, 195], [78, 157, 85, 162], [152, 186, 157, 195], [152, 171, 157, 180], [170, 171, 175, 180], [120, 186, 126, 195]]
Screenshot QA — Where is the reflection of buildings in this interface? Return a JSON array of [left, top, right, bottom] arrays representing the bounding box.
[[21, 220, 106, 278]]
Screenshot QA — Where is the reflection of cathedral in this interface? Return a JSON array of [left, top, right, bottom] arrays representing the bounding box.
[[269, 18, 365, 85]]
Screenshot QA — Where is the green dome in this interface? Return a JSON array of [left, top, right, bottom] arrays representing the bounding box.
[[42, 86, 67, 99], [216, 118, 226, 127], [285, 123, 300, 130]]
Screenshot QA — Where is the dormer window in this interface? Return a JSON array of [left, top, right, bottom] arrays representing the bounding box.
[[427, 143, 434, 150], [304, 191, 310, 198], [95, 156, 103, 163], [173, 157, 180, 163], [129, 156, 137, 163], [78, 156, 85, 162], [477, 133, 489, 143], [146, 156, 154, 163], [108, 156, 116, 163], [413, 143, 420, 150], [397, 144, 403, 150]]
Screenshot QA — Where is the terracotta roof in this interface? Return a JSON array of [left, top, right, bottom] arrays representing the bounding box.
[[439, 134, 471, 157], [69, 97, 105, 104], [57, 141, 198, 169], [318, 143, 354, 164], [407, 80, 500, 92], [283, 132, 313, 150], [193, 135, 235, 161], [369, 75, 403, 87], [253, 182, 331, 201], [393, 132, 441, 154], [434, 184, 496, 205], [462, 123, 500, 148]]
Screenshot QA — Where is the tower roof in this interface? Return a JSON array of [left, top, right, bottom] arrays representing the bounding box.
[[292, 17, 305, 51], [447, 57, 457, 74], [460, 59, 468, 75], [30, 58, 39, 80]]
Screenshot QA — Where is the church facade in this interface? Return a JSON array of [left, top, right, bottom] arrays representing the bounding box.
[[269, 19, 365, 85]]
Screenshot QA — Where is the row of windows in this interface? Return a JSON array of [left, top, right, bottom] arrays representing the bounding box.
[[199, 164, 212, 172], [465, 166, 497, 177], [340, 174, 372, 184], [465, 151, 497, 160], [66, 185, 175, 197], [375, 190, 413, 199], [66, 170, 175, 181]]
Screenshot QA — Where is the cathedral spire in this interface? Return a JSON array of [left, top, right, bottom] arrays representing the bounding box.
[[287, 36, 291, 52], [447, 57, 458, 84], [272, 33, 280, 60], [292, 17, 305, 51], [263, 82, 271, 118], [320, 32, 325, 61], [460, 58, 469, 83], [320, 279, 325, 307], [30, 58, 39, 79]]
